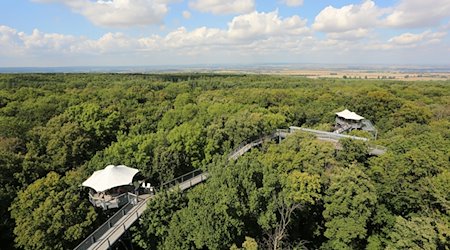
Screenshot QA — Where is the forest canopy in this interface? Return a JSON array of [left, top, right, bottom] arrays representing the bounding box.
[[0, 73, 449, 249]]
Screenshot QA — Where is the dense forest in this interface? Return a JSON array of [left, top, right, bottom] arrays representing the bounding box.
[[0, 73, 449, 250]]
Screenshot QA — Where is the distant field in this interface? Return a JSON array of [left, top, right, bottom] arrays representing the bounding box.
[[217, 69, 450, 81], [2, 66, 450, 82]]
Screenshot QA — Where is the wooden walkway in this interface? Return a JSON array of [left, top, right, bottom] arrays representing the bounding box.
[[75, 126, 386, 250]]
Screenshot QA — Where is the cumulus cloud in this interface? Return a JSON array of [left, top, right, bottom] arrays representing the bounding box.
[[77, 32, 140, 54], [0, 11, 309, 60], [0, 10, 309, 57], [189, 0, 254, 15], [389, 31, 447, 46], [32, 0, 169, 27], [312, 0, 450, 32], [281, 0, 304, 7], [0, 26, 26, 56], [312, 0, 384, 32], [0, 25, 79, 56], [385, 0, 450, 28], [163, 27, 226, 48], [326, 28, 369, 41], [1, 5, 449, 66], [227, 11, 309, 40]]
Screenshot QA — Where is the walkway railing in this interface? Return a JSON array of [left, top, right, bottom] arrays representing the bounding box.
[[76, 125, 386, 250], [74, 196, 137, 250], [289, 126, 370, 141], [158, 169, 205, 191], [228, 131, 286, 160], [289, 126, 386, 155], [88, 195, 151, 250], [75, 171, 208, 250]]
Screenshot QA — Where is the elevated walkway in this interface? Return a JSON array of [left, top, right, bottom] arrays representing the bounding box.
[[74, 170, 207, 250], [76, 126, 386, 250], [289, 126, 386, 155]]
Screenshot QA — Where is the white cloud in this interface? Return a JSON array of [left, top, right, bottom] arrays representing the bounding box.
[[312, 1, 384, 32], [20, 29, 78, 51], [1, 5, 449, 67], [32, 0, 170, 27], [0, 26, 26, 56], [163, 27, 226, 48], [0, 26, 79, 56], [385, 0, 450, 28], [389, 31, 447, 46], [189, 0, 254, 15], [182, 10, 192, 19], [227, 11, 309, 40], [0, 10, 309, 59], [327, 28, 369, 41], [313, 0, 450, 33], [281, 0, 304, 7], [77, 32, 139, 54]]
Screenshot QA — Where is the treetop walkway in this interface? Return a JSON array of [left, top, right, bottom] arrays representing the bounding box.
[[75, 126, 386, 250]]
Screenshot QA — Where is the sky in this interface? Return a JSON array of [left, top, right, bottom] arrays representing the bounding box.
[[0, 0, 450, 67]]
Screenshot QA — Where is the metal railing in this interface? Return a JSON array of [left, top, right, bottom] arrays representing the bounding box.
[[158, 169, 205, 191], [90, 198, 150, 250], [228, 131, 284, 160], [289, 126, 369, 141], [88, 192, 135, 210], [75, 192, 147, 250], [74, 200, 135, 250], [76, 125, 387, 250], [289, 126, 387, 155]]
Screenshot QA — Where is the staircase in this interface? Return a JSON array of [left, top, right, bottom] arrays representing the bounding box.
[[333, 123, 352, 134]]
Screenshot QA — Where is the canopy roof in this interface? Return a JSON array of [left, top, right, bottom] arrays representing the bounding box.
[[336, 109, 365, 121], [82, 165, 139, 192]]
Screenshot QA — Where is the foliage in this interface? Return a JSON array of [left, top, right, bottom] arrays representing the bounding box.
[[0, 73, 448, 250], [132, 190, 187, 249], [322, 164, 377, 249], [10, 171, 97, 250]]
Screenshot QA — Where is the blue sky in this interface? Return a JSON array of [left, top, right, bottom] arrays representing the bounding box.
[[0, 0, 449, 67]]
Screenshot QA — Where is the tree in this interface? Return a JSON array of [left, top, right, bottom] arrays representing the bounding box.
[[265, 171, 321, 250], [0, 142, 23, 250], [132, 190, 187, 249], [386, 216, 439, 250], [392, 102, 432, 126], [10, 171, 98, 250], [85, 133, 156, 178], [336, 138, 369, 164], [162, 183, 244, 250], [322, 164, 377, 249], [24, 103, 122, 177]]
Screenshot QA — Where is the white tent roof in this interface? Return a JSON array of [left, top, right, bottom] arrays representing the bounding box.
[[336, 109, 365, 121], [82, 165, 140, 192]]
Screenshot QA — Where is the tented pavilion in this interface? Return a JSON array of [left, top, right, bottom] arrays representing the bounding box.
[[334, 109, 377, 138], [82, 165, 144, 210]]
